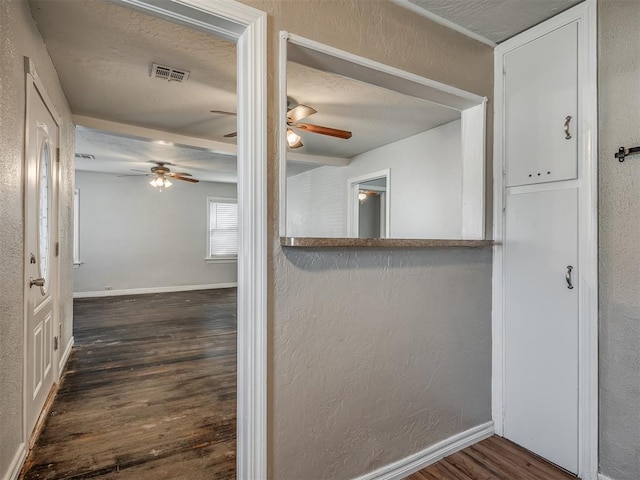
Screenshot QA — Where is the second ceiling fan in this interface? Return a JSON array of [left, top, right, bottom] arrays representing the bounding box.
[[218, 103, 352, 148], [284, 103, 352, 149]]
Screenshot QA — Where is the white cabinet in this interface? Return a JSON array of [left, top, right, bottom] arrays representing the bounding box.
[[504, 23, 578, 187], [497, 15, 591, 476], [504, 187, 579, 473]]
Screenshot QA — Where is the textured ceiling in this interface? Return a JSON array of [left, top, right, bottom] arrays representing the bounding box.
[[287, 61, 460, 158], [405, 0, 583, 43], [29, 0, 462, 168], [29, 0, 238, 143], [75, 127, 237, 184]]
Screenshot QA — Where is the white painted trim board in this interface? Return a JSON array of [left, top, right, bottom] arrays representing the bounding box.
[[353, 422, 494, 480], [107, 2, 268, 478], [2, 444, 27, 480], [599, 474, 617, 480], [58, 336, 74, 376], [279, 32, 487, 240], [491, 2, 598, 479], [73, 282, 238, 298]]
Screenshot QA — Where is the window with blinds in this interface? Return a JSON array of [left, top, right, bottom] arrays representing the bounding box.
[[207, 198, 238, 258]]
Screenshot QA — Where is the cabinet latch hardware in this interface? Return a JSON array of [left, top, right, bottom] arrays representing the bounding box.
[[615, 146, 640, 162]]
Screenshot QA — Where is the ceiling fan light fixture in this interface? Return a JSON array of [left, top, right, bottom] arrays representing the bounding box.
[[286, 128, 303, 149], [150, 175, 172, 189]]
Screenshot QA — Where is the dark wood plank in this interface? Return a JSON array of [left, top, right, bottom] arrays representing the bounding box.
[[410, 436, 577, 480], [20, 289, 237, 480], [442, 452, 499, 480]]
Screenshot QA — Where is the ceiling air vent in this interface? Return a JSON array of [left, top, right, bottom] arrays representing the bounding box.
[[151, 63, 190, 82], [75, 153, 95, 160]]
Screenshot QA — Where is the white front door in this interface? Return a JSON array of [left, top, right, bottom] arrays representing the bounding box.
[[25, 69, 60, 438]]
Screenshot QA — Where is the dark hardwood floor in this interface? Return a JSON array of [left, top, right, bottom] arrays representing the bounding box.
[[407, 435, 577, 480], [21, 288, 578, 480], [20, 288, 237, 480]]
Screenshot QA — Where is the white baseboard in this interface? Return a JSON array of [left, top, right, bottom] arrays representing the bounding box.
[[58, 336, 74, 374], [599, 474, 617, 480], [2, 443, 27, 480], [73, 282, 237, 298], [353, 421, 495, 480]]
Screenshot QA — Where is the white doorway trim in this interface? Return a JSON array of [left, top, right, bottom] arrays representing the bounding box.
[[116, 1, 267, 477], [347, 169, 391, 238], [278, 31, 488, 241], [491, 2, 598, 479]]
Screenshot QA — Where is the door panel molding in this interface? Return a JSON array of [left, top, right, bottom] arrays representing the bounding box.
[[492, 1, 598, 479], [23, 57, 62, 445]]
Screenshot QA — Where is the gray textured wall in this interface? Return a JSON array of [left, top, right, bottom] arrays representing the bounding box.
[[598, 2, 640, 479], [74, 172, 237, 293], [0, 0, 74, 476], [240, 1, 494, 478]]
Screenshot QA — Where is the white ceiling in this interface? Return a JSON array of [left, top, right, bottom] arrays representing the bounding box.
[[29, 0, 582, 180], [75, 127, 237, 183], [29, 0, 238, 142], [29, 0, 463, 179], [401, 0, 583, 44], [287, 61, 460, 158]]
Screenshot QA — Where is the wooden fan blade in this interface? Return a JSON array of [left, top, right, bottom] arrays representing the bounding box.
[[210, 110, 237, 116], [172, 176, 199, 183], [167, 172, 192, 177], [131, 169, 151, 173], [223, 132, 237, 138], [287, 104, 317, 123], [296, 123, 352, 139], [118, 174, 150, 177]]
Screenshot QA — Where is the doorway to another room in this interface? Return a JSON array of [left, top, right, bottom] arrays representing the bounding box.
[[19, 0, 266, 478]]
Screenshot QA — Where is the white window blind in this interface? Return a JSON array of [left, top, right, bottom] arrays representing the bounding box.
[[208, 199, 238, 258]]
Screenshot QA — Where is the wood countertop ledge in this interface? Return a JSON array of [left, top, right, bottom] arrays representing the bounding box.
[[280, 237, 495, 248]]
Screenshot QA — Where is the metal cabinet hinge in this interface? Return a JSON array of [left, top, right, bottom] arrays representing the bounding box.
[[56, 147, 60, 162], [55, 242, 59, 257], [54, 336, 59, 351]]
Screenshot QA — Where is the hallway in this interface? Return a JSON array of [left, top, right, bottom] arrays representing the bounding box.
[[20, 289, 237, 480]]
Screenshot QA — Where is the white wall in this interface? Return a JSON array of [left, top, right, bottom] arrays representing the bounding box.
[[74, 171, 237, 294], [286, 120, 462, 239], [286, 165, 347, 237]]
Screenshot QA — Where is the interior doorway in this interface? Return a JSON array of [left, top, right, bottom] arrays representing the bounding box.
[[348, 170, 390, 239], [21, 0, 266, 477]]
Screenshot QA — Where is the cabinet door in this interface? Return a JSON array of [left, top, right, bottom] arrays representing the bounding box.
[[505, 22, 578, 187], [504, 187, 579, 474]]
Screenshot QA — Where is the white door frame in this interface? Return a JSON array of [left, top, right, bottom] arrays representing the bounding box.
[[347, 169, 391, 238], [23, 58, 63, 444], [115, 1, 267, 477], [492, 2, 598, 479]]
